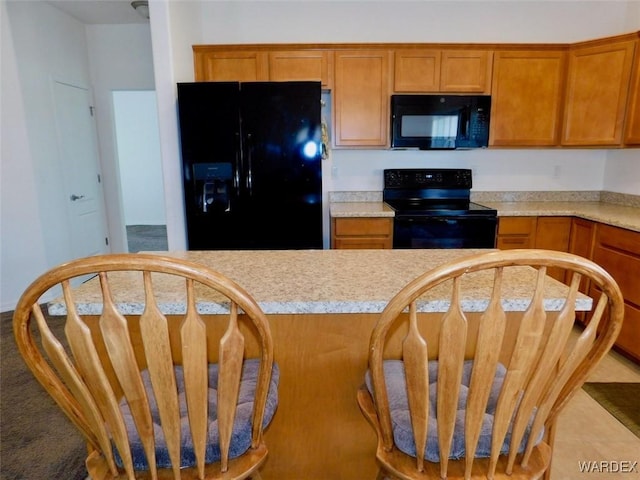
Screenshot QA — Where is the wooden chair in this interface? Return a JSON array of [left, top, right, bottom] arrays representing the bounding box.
[[357, 249, 624, 480], [13, 253, 277, 480]]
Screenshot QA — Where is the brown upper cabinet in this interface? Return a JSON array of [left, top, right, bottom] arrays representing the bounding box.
[[334, 50, 391, 147], [393, 49, 493, 93], [562, 37, 636, 146], [489, 49, 566, 146], [193, 33, 639, 150], [624, 39, 640, 145], [194, 50, 269, 82], [194, 47, 333, 88], [268, 50, 333, 89]]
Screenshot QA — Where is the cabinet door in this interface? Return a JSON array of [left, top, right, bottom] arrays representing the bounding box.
[[334, 50, 391, 147], [624, 43, 640, 145], [394, 50, 441, 92], [394, 49, 492, 93], [490, 50, 566, 146], [440, 50, 493, 93], [535, 217, 572, 282], [568, 218, 596, 260], [496, 217, 537, 249], [562, 40, 636, 146], [568, 218, 596, 325], [194, 51, 269, 82], [269, 50, 333, 89]]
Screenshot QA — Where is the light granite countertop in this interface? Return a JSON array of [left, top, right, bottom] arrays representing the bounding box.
[[329, 202, 395, 218], [330, 199, 640, 233], [49, 249, 589, 316], [481, 201, 640, 232]]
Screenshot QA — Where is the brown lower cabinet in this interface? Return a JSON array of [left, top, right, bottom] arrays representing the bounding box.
[[331, 217, 393, 249], [591, 223, 640, 362], [500, 216, 639, 362], [497, 216, 571, 281]]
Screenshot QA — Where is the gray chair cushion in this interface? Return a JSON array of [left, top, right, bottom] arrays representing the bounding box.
[[117, 358, 279, 470], [365, 360, 542, 462]]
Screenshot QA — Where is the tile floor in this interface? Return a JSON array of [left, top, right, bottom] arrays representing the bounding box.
[[551, 337, 640, 479]]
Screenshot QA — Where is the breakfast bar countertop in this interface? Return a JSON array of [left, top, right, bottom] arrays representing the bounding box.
[[50, 249, 590, 316]]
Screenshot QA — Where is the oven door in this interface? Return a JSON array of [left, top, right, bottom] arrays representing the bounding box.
[[393, 215, 497, 249]]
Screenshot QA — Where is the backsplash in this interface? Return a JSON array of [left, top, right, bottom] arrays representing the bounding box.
[[329, 191, 382, 203], [472, 191, 640, 208], [600, 191, 640, 208], [470, 191, 601, 203]]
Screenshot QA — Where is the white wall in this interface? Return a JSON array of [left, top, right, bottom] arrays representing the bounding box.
[[1, 0, 49, 311], [1, 1, 94, 311], [86, 23, 157, 252], [113, 90, 166, 226], [329, 149, 608, 192], [153, 1, 639, 250], [196, 1, 634, 44], [604, 150, 640, 195]]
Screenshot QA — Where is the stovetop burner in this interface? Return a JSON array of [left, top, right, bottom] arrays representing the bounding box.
[[384, 199, 496, 216], [383, 168, 496, 218]]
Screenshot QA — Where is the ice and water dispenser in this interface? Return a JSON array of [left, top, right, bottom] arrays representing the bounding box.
[[193, 163, 232, 213]]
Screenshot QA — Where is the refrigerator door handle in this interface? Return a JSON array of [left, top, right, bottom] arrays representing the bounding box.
[[234, 131, 241, 203], [246, 132, 253, 195]]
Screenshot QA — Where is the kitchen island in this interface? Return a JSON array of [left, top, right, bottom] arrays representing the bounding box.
[[52, 249, 590, 480]]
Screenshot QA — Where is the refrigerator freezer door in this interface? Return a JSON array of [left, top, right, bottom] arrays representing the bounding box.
[[178, 82, 242, 249]]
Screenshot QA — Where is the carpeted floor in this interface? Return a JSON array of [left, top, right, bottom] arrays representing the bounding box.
[[126, 224, 168, 253], [0, 310, 86, 480], [0, 224, 167, 479], [583, 382, 640, 439]]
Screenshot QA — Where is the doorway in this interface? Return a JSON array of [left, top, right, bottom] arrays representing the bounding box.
[[112, 90, 167, 252]]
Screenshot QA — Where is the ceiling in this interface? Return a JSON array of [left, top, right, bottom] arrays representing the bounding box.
[[45, 0, 149, 25]]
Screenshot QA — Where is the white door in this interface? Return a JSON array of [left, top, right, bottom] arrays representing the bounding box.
[[52, 80, 109, 259]]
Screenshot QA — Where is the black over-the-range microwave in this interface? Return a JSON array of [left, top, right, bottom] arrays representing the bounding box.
[[390, 94, 491, 150]]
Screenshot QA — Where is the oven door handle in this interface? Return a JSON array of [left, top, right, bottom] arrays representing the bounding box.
[[435, 218, 460, 225], [400, 217, 462, 224]]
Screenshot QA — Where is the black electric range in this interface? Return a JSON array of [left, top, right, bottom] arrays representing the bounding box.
[[383, 168, 497, 249]]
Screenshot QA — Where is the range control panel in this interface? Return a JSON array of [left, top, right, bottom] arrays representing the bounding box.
[[384, 169, 472, 189]]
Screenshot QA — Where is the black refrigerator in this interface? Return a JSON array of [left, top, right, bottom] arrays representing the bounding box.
[[177, 81, 323, 250]]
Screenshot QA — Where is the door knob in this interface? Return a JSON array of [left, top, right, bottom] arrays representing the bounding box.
[[70, 194, 85, 201]]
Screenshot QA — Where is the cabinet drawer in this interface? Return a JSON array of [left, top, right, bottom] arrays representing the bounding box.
[[591, 283, 640, 362], [496, 236, 534, 249], [334, 218, 392, 236], [333, 238, 391, 249], [497, 217, 537, 235], [593, 224, 640, 307], [596, 223, 640, 255]]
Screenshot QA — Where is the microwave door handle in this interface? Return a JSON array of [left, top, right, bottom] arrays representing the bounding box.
[[459, 107, 470, 138]]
